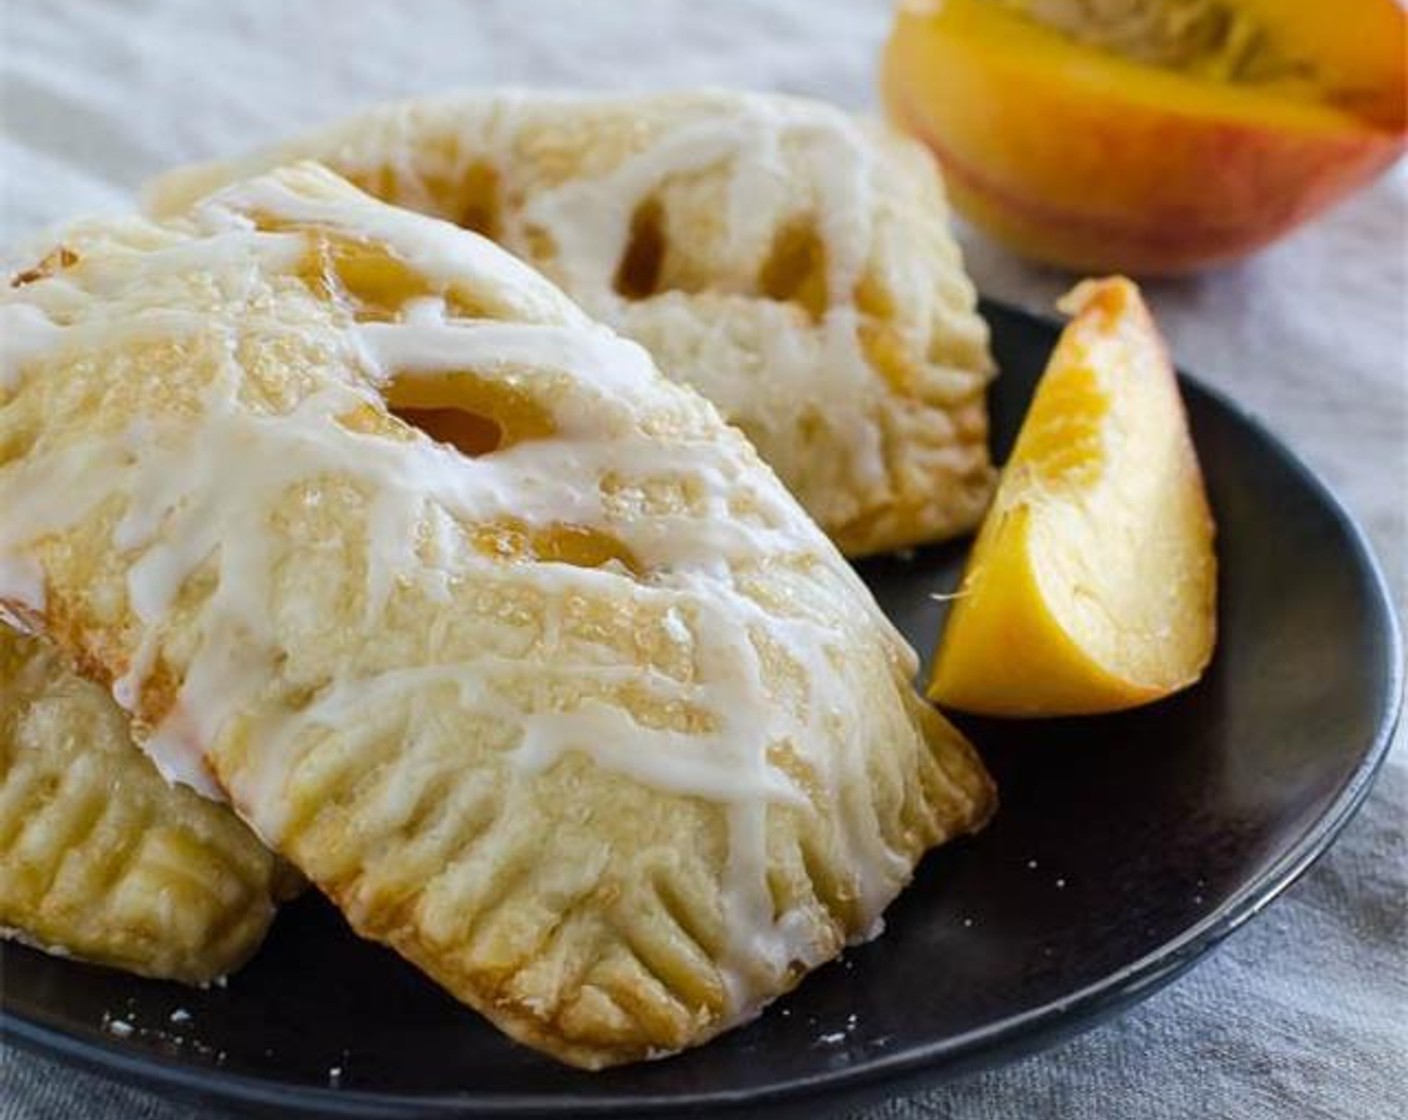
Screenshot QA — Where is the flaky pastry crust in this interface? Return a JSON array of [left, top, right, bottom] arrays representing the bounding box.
[[2, 166, 994, 1066]]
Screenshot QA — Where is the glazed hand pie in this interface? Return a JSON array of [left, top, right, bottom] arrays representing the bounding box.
[[147, 89, 997, 557], [0, 628, 290, 983], [0, 164, 995, 1067]]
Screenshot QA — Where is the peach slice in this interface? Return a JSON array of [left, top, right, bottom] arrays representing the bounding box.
[[882, 0, 1407, 275], [928, 277, 1216, 716]]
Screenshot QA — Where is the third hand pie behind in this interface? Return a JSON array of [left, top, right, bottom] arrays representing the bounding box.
[[0, 628, 293, 984], [0, 163, 995, 1068]]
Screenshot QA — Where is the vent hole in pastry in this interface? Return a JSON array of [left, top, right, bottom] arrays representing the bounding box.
[[759, 220, 829, 322], [384, 370, 555, 458], [354, 152, 502, 239], [613, 198, 667, 300], [472, 519, 640, 574], [293, 228, 506, 322], [451, 162, 502, 239], [297, 233, 438, 323], [11, 246, 79, 287], [347, 165, 400, 208], [393, 406, 504, 457]]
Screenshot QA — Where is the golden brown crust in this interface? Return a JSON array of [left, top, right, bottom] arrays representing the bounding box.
[[3, 165, 994, 1065], [0, 628, 286, 983]]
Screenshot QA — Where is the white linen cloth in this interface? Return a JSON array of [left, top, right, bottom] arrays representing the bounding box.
[[1, 2, 1404, 1117]]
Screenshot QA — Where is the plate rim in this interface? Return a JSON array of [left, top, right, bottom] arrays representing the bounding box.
[[3, 300, 1402, 1117]]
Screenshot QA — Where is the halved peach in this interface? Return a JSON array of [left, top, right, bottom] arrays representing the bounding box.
[[928, 277, 1216, 716], [882, 0, 1406, 275]]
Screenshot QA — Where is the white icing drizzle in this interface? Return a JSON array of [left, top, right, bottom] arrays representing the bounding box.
[[0, 168, 930, 1023], [503, 95, 889, 491]]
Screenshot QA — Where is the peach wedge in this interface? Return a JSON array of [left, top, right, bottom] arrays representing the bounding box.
[[882, 0, 1407, 275], [929, 278, 1216, 717]]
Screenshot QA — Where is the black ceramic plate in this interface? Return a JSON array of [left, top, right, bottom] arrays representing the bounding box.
[[2, 300, 1401, 1119]]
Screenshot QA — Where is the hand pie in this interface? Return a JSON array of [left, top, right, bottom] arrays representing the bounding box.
[[1, 165, 995, 1067], [147, 89, 997, 557], [0, 628, 290, 983]]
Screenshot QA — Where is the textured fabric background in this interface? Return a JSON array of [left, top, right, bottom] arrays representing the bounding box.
[[1, 2, 1404, 1117]]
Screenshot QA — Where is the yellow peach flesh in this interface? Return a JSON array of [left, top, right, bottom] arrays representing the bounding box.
[[882, 0, 1406, 274], [929, 277, 1216, 716]]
